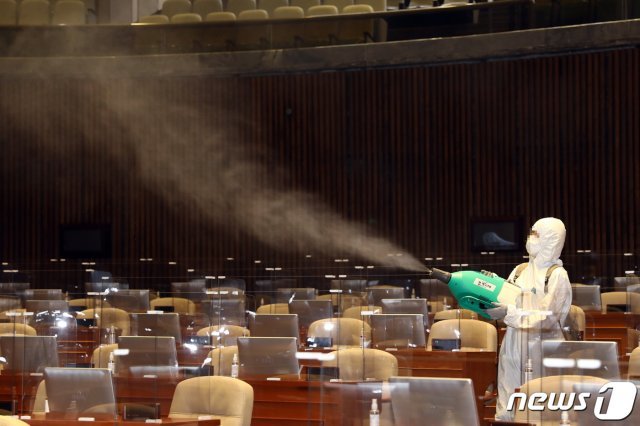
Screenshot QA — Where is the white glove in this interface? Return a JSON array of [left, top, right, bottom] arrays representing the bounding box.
[[484, 302, 508, 320]]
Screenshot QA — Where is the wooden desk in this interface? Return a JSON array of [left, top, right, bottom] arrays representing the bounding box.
[[23, 416, 219, 425]]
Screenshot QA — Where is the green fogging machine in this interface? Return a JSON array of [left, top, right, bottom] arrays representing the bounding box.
[[428, 268, 522, 319]]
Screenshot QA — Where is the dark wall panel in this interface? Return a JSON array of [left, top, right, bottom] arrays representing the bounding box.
[[0, 46, 639, 286]]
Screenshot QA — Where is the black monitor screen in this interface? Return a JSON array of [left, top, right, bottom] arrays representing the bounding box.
[[60, 224, 112, 259], [470, 217, 523, 252]]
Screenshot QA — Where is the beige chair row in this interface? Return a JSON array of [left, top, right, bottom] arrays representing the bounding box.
[[31, 375, 254, 426], [0, 0, 87, 25], [159, 0, 384, 20], [141, 3, 376, 25]]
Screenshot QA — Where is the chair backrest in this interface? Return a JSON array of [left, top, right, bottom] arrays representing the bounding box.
[[0, 416, 31, 425], [205, 345, 238, 376], [427, 319, 497, 351], [322, 348, 398, 381], [307, 317, 370, 347], [162, 0, 192, 18], [80, 308, 130, 335], [197, 325, 250, 347], [171, 12, 203, 23], [306, 4, 338, 16], [169, 376, 254, 426], [32, 380, 47, 414], [0, 323, 36, 336], [226, 0, 257, 16], [238, 9, 269, 19], [205, 11, 237, 21], [512, 375, 608, 424], [91, 343, 118, 368], [193, 0, 223, 18], [18, 0, 50, 25], [258, 0, 288, 16], [342, 4, 373, 13], [601, 291, 640, 313], [370, 314, 426, 349], [272, 5, 304, 19], [256, 302, 289, 314], [150, 297, 196, 314], [433, 308, 478, 321], [564, 305, 586, 338], [0, 0, 17, 25], [248, 314, 299, 338], [51, 0, 86, 25], [629, 346, 640, 379], [342, 305, 381, 320]]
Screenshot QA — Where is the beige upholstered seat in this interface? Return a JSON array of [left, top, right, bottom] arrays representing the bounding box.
[[151, 297, 196, 314], [307, 4, 338, 16], [0, 323, 37, 336], [342, 305, 381, 320], [91, 343, 118, 368], [169, 376, 254, 426], [0, 309, 27, 323], [342, 4, 373, 12], [162, 0, 192, 18], [433, 308, 478, 321], [512, 375, 608, 425], [427, 319, 497, 351], [18, 0, 50, 25], [307, 317, 370, 347], [564, 305, 585, 340], [601, 291, 640, 313], [0, 0, 17, 26], [171, 13, 204, 23], [0, 416, 31, 425], [322, 348, 398, 381], [205, 11, 237, 21], [52, 0, 86, 25], [238, 9, 269, 19], [205, 345, 239, 376], [197, 325, 250, 347], [31, 380, 47, 414], [256, 303, 289, 314], [272, 5, 304, 18], [324, 0, 353, 11], [79, 308, 130, 336]]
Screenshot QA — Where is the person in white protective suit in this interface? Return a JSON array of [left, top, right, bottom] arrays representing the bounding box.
[[485, 217, 572, 421]]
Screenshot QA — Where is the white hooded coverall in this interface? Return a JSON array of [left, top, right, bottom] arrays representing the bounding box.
[[495, 217, 572, 420]]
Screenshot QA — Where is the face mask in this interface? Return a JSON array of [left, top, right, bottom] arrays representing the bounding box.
[[526, 235, 542, 257]]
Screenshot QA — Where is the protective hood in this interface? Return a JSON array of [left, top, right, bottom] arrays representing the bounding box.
[[528, 217, 566, 268]]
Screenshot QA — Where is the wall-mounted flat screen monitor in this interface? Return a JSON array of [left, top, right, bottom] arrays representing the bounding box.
[[59, 224, 112, 259], [470, 217, 523, 252]]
